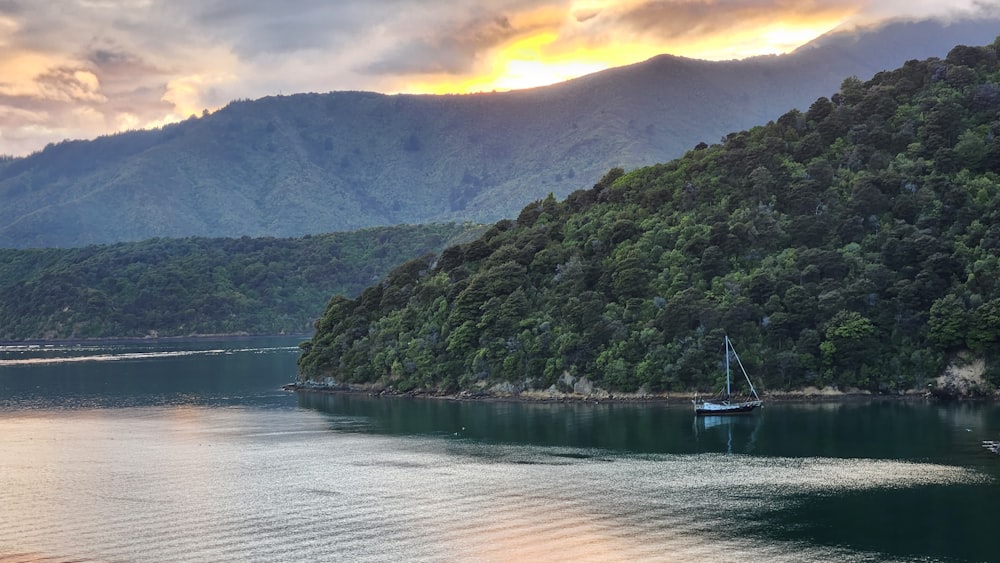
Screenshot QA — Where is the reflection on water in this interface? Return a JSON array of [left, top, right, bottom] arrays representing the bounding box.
[[694, 414, 762, 454], [2, 342, 999, 562], [0, 346, 299, 366], [0, 337, 302, 410], [295, 392, 1000, 464], [0, 407, 987, 563]]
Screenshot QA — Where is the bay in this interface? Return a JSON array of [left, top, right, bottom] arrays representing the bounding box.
[[1, 337, 997, 562]]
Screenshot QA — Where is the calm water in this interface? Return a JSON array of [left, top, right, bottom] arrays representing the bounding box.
[[1, 338, 998, 562]]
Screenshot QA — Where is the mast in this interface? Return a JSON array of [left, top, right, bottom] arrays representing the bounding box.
[[725, 334, 731, 398]]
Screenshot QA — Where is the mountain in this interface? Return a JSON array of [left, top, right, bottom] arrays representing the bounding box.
[[297, 39, 1000, 397], [1, 18, 998, 248], [0, 223, 483, 340]]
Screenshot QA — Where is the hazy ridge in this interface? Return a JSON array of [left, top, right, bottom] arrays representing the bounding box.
[[1, 18, 997, 248]]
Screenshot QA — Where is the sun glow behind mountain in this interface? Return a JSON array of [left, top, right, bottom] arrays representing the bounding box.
[[400, 7, 852, 94], [0, 0, 991, 156]]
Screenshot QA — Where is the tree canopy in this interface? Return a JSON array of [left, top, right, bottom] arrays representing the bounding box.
[[299, 39, 1000, 395], [0, 224, 482, 340]]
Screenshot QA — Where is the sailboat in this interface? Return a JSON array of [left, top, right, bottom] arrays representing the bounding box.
[[693, 335, 762, 415]]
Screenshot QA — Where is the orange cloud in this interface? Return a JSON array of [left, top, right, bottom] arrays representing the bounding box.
[[0, 0, 994, 156], [389, 1, 863, 94]]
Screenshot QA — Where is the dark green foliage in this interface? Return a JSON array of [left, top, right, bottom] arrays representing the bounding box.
[[299, 39, 1000, 395], [0, 224, 483, 340]]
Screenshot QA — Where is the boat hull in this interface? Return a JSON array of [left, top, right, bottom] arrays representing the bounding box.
[[694, 401, 761, 415]]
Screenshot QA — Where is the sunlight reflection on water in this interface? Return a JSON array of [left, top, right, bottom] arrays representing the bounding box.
[[0, 346, 300, 366], [0, 407, 985, 562]]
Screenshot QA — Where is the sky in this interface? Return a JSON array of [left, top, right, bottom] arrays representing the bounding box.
[[0, 0, 995, 157]]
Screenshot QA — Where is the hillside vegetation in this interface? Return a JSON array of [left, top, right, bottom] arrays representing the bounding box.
[[0, 224, 482, 340], [1, 20, 997, 248], [298, 39, 1000, 397]]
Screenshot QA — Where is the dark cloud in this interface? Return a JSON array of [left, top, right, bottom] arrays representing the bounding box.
[[186, 0, 396, 58], [0, 0, 26, 16], [35, 67, 105, 103], [601, 0, 839, 39], [574, 9, 602, 23], [85, 41, 166, 81], [89, 47, 139, 67], [81, 48, 173, 118], [363, 15, 524, 75]]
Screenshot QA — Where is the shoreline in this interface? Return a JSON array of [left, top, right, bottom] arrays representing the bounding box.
[[282, 383, 996, 404], [0, 333, 310, 347]]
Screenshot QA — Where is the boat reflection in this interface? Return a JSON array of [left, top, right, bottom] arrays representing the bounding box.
[[693, 413, 762, 454]]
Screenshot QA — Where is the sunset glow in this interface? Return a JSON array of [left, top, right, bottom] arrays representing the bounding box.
[[0, 0, 993, 155], [403, 31, 617, 94], [397, 9, 854, 95], [675, 17, 851, 61]]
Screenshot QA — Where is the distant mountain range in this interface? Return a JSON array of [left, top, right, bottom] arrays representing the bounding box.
[[1, 18, 997, 248]]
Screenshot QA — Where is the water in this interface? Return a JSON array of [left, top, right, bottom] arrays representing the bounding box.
[[1, 338, 998, 562]]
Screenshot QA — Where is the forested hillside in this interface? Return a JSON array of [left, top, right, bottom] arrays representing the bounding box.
[[1, 19, 997, 248], [0, 223, 482, 340], [299, 40, 1000, 397]]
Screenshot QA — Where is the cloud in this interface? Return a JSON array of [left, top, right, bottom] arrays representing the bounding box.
[[189, 0, 378, 58], [0, 0, 995, 156], [364, 15, 526, 75], [36, 67, 107, 103], [162, 72, 237, 119], [613, 1, 852, 36]]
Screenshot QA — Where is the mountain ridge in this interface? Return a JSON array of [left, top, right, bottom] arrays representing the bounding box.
[[2, 18, 999, 248]]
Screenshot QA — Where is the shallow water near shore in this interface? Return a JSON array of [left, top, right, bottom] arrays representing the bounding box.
[[1, 337, 998, 562]]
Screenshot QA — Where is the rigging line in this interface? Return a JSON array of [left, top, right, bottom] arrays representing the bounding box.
[[728, 337, 760, 401]]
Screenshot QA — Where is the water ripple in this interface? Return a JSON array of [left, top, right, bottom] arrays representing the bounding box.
[[2, 406, 986, 562]]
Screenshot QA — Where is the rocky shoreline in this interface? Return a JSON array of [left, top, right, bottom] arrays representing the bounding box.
[[286, 353, 999, 403], [281, 382, 994, 403]]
